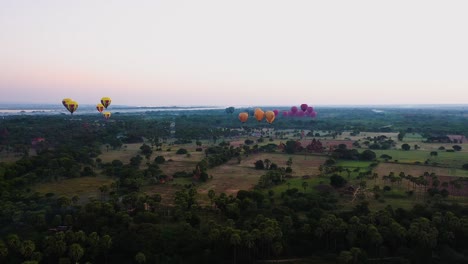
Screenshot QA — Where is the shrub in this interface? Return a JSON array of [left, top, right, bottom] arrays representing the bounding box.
[[176, 148, 188, 155]]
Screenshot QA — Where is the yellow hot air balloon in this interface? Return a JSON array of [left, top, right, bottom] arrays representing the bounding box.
[[103, 111, 111, 120], [96, 103, 105, 113], [265, 111, 275, 124], [66, 101, 79, 115], [62, 98, 72, 110], [254, 108, 264, 122], [238, 112, 249, 123], [101, 97, 112, 109]]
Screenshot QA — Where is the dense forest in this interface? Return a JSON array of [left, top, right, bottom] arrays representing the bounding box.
[[1, 106, 468, 264]]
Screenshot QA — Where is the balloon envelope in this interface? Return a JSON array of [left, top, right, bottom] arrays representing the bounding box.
[[307, 106, 313, 113], [310, 111, 317, 118], [291, 106, 298, 113], [265, 111, 275, 124], [103, 112, 111, 120], [300, 104, 308, 112], [238, 112, 249, 123], [66, 101, 79, 114], [254, 109, 265, 122], [101, 97, 112, 109], [297, 111, 305, 117], [273, 109, 279, 116], [282, 111, 288, 117], [96, 104, 105, 113], [62, 98, 72, 108]]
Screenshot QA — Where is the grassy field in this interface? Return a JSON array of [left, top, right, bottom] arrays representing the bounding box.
[[34, 176, 114, 201], [372, 149, 468, 168], [374, 162, 468, 178]]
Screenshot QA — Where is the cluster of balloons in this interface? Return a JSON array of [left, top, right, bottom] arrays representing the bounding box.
[[237, 104, 317, 124], [61, 97, 112, 120], [96, 97, 112, 120], [238, 108, 276, 124], [61, 98, 79, 115], [282, 103, 317, 118]]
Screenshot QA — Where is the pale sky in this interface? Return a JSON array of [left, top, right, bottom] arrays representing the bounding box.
[[1, 0, 468, 106]]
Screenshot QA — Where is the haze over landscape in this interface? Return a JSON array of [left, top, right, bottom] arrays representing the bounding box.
[[1, 0, 468, 106]]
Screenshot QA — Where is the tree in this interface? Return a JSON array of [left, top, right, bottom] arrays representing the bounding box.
[[401, 143, 411, 151], [330, 174, 347, 188], [208, 189, 216, 207], [302, 181, 309, 192], [453, 145, 462, 151], [430, 151, 438, 157], [254, 160, 265, 170], [225, 106, 235, 114], [135, 252, 146, 264], [68, 243, 84, 264]]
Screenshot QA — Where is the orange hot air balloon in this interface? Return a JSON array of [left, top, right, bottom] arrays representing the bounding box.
[[265, 111, 275, 124], [66, 101, 79, 115], [96, 103, 105, 113], [238, 112, 249, 123], [101, 97, 112, 109], [103, 112, 111, 120], [254, 108, 265, 122]]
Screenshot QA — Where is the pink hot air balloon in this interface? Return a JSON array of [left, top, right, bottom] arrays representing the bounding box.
[[310, 111, 317, 118], [291, 106, 298, 114], [282, 111, 289, 117], [273, 109, 279, 116], [306, 106, 313, 114], [300, 103, 308, 112], [297, 111, 305, 117]]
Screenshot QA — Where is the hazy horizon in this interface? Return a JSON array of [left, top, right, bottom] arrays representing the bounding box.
[[1, 0, 468, 106]]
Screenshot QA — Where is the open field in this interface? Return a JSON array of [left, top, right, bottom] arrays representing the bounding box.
[[198, 153, 327, 196], [34, 176, 114, 201], [374, 162, 468, 178], [372, 149, 468, 167]]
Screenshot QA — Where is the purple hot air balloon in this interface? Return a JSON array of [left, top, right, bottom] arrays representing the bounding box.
[[273, 109, 279, 116], [306, 106, 313, 114], [291, 106, 298, 114], [297, 111, 305, 117], [300, 103, 308, 112], [310, 111, 317, 118]]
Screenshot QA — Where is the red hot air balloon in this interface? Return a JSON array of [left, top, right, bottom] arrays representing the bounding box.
[[291, 106, 298, 114], [300, 104, 308, 112]]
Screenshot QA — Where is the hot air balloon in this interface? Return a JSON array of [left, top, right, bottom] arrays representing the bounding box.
[[291, 106, 298, 114], [300, 103, 308, 112], [96, 103, 105, 113], [62, 98, 72, 108], [254, 108, 265, 122], [103, 112, 111, 120], [310, 111, 317, 118], [238, 112, 249, 123], [66, 101, 79, 115], [101, 97, 112, 109], [265, 111, 275, 124], [282, 111, 289, 117], [296, 111, 305, 117], [306, 106, 313, 114], [273, 109, 279, 116]]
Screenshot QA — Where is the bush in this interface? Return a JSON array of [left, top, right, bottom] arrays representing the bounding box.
[[196, 148, 203, 152], [176, 148, 188, 154], [462, 163, 468, 170], [154, 156, 165, 164], [330, 174, 347, 188]]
